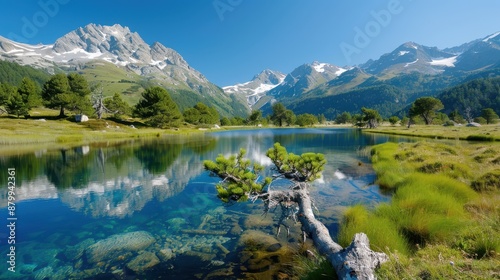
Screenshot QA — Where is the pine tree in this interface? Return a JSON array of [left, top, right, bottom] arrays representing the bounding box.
[[481, 108, 499, 124], [203, 143, 387, 278], [104, 93, 132, 119], [18, 77, 41, 110], [0, 83, 17, 114], [247, 110, 262, 125], [134, 87, 182, 128], [271, 103, 287, 127], [68, 73, 92, 114], [6, 91, 28, 118], [361, 107, 382, 128], [42, 74, 71, 117], [409, 97, 444, 125]]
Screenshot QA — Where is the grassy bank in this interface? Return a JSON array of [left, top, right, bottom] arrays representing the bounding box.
[[365, 124, 500, 141], [0, 110, 211, 154], [338, 141, 499, 279]]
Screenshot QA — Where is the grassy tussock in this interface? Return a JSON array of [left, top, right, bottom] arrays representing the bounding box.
[[376, 244, 500, 280], [338, 205, 411, 255], [339, 141, 500, 279]]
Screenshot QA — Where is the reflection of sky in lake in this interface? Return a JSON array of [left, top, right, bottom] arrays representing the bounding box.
[[0, 128, 410, 279]]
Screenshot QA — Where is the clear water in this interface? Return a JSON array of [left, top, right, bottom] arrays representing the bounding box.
[[0, 128, 409, 279]]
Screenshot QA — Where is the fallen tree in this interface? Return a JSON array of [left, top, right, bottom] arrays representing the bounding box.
[[204, 143, 387, 279]]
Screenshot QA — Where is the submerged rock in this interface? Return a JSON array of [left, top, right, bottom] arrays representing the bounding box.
[[166, 217, 187, 230], [238, 230, 279, 250], [85, 231, 155, 264], [64, 238, 95, 261], [157, 248, 175, 262], [126, 251, 160, 273]]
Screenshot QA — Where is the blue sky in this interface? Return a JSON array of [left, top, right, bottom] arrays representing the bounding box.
[[0, 0, 499, 86]]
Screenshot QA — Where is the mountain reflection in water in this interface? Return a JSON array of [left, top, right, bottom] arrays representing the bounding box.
[[0, 128, 408, 279]]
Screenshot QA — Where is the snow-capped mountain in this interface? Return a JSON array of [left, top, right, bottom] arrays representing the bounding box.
[[0, 24, 219, 96], [268, 61, 347, 98], [224, 61, 346, 109], [452, 31, 500, 72], [223, 69, 285, 107], [0, 23, 251, 116], [361, 32, 500, 76], [361, 42, 458, 75], [258, 31, 500, 118]]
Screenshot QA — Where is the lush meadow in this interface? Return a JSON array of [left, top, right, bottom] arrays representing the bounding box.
[[338, 139, 499, 279]]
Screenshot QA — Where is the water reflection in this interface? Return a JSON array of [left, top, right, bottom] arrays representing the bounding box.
[[0, 128, 410, 279], [0, 129, 406, 217]]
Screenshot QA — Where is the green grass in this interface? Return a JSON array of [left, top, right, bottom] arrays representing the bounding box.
[[376, 244, 500, 280], [365, 124, 500, 141], [0, 109, 208, 153], [79, 61, 145, 105], [338, 141, 500, 279], [338, 205, 411, 255], [471, 170, 500, 192]]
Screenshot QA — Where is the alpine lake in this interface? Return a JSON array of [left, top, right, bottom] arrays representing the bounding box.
[[0, 128, 413, 279]]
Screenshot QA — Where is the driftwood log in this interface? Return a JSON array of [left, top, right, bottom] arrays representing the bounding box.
[[265, 183, 388, 280]]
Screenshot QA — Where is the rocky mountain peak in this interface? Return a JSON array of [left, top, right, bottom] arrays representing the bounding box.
[[52, 23, 150, 64], [251, 69, 285, 85]]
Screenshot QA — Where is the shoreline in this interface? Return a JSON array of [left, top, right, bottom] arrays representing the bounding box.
[[1, 118, 499, 155]]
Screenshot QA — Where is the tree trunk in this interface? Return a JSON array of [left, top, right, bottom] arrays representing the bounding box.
[[59, 106, 65, 118], [267, 183, 388, 279]]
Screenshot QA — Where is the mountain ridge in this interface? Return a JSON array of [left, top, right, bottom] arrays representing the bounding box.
[[1, 24, 499, 119], [226, 31, 500, 117]]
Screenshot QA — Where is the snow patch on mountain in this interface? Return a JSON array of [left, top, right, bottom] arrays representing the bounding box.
[[404, 59, 419, 67], [483, 31, 500, 42], [252, 83, 280, 95], [223, 70, 286, 107], [429, 56, 457, 67], [336, 67, 348, 76], [313, 63, 327, 73]]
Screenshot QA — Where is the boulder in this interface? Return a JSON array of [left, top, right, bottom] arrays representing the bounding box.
[[85, 231, 155, 264], [466, 122, 482, 127], [75, 114, 89, 122]]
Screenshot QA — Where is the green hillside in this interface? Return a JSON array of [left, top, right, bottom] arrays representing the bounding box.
[[0, 60, 51, 87], [439, 77, 500, 116], [67, 61, 248, 117], [289, 85, 408, 119]]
